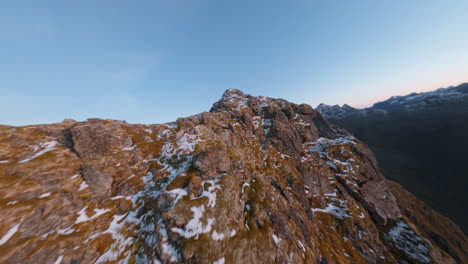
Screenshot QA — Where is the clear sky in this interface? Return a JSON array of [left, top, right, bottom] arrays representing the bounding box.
[[1, 0, 467, 125]]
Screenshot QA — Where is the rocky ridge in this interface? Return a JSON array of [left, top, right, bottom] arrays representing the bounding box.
[[0, 89, 466, 264], [315, 82, 468, 233]]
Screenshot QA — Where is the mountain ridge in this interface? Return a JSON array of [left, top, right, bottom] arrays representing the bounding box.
[[317, 83, 468, 120], [0, 89, 466, 264]]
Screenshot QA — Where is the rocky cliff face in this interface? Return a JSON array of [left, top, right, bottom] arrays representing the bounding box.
[[316, 83, 468, 233], [0, 89, 466, 264]]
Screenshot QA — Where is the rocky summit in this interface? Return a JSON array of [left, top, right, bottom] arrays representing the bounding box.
[[0, 89, 466, 264]]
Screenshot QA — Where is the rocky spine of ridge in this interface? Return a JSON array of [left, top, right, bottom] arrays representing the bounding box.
[[0, 89, 466, 264], [316, 82, 468, 233]]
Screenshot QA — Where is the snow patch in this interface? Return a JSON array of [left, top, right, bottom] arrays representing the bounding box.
[[192, 178, 221, 207], [38, 192, 51, 198], [167, 188, 188, 205], [241, 182, 250, 193], [311, 137, 355, 154], [53, 255, 64, 264], [19, 141, 58, 163], [78, 181, 89, 191], [212, 230, 225, 241], [385, 219, 431, 263], [312, 202, 349, 219], [213, 257, 225, 264], [75, 207, 111, 224], [236, 99, 249, 111], [93, 213, 138, 263], [272, 234, 281, 244], [158, 224, 180, 262], [171, 205, 215, 239], [0, 224, 20, 246], [122, 145, 136, 151], [258, 96, 269, 107], [177, 133, 199, 152], [297, 240, 306, 252], [262, 118, 273, 135]]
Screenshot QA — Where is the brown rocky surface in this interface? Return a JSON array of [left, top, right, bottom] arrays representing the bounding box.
[[0, 89, 466, 264]]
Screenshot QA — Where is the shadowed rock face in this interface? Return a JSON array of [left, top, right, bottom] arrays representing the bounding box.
[[0, 89, 466, 264], [316, 83, 468, 233]]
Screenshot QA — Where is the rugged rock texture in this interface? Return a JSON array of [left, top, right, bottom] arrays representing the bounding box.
[[0, 89, 466, 264], [316, 83, 468, 232]]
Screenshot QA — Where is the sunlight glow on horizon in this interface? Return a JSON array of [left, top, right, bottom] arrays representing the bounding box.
[[347, 79, 468, 109]]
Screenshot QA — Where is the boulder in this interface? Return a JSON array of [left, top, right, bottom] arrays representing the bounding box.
[[193, 147, 230, 176]]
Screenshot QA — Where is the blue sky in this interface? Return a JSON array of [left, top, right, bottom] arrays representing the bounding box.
[[1, 0, 467, 125]]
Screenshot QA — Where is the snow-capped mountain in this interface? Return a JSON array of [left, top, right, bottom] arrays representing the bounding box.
[[315, 104, 362, 120], [317, 83, 468, 120]]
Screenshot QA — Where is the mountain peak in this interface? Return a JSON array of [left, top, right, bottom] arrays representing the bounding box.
[[221, 88, 247, 100], [212, 89, 320, 118], [0, 90, 466, 264], [316, 103, 360, 120]]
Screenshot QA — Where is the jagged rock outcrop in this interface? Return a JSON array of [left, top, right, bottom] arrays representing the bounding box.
[[0, 89, 466, 264]]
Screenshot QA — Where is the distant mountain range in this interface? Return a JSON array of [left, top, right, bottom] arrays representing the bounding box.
[[317, 82, 468, 233], [318, 83, 468, 120]]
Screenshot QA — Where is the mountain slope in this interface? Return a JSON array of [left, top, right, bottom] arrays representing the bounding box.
[[317, 83, 468, 233], [0, 89, 466, 264]]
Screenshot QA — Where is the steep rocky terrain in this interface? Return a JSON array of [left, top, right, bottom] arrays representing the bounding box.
[[0, 89, 466, 264], [317, 83, 468, 232]]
